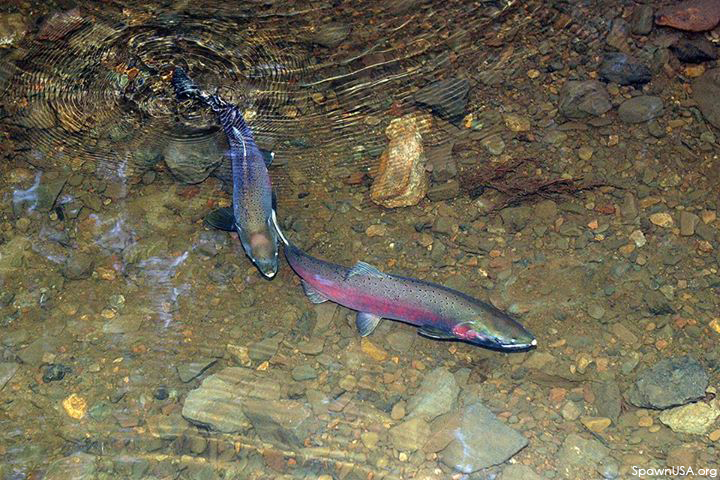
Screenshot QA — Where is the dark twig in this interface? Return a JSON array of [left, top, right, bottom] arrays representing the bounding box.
[[460, 157, 607, 210]]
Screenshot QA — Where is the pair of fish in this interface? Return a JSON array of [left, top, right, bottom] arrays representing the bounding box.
[[171, 67, 279, 278], [171, 67, 536, 351]]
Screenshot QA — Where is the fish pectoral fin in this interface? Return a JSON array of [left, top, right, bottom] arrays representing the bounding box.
[[418, 326, 455, 340], [345, 261, 386, 280], [204, 207, 236, 231], [301, 280, 328, 304], [356, 312, 382, 337], [260, 149, 275, 167]]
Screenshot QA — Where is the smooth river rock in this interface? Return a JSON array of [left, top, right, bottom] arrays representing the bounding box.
[[182, 367, 281, 433], [407, 366, 459, 421], [440, 403, 528, 473]]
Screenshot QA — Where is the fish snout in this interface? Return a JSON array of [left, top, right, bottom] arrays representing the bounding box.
[[503, 335, 537, 350], [498, 327, 537, 350], [454, 322, 536, 351], [255, 256, 278, 279], [247, 232, 279, 278]]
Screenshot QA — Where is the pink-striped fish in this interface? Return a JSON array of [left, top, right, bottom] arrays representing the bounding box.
[[271, 211, 536, 351]]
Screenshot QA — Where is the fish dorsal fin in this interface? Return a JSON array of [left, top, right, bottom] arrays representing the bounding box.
[[346, 261, 386, 280], [260, 149, 275, 167], [418, 325, 455, 340], [204, 207, 236, 231], [301, 280, 328, 304], [356, 312, 382, 337]]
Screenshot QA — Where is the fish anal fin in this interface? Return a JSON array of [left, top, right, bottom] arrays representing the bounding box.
[[301, 280, 328, 304], [418, 326, 455, 340], [346, 261, 385, 280], [205, 207, 236, 231], [356, 312, 382, 337]]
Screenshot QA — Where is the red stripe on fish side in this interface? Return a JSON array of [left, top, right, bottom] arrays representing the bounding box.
[[305, 276, 430, 326], [289, 254, 438, 326]]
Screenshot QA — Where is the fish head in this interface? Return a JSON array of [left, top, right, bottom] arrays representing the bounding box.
[[452, 311, 536, 351], [240, 224, 279, 279]]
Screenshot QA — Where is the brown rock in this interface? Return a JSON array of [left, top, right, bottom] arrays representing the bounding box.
[[649, 212, 674, 227], [666, 445, 696, 469], [679, 211, 700, 236], [610, 323, 638, 344], [694, 68, 720, 129], [656, 0, 720, 32], [365, 224, 388, 237], [370, 114, 430, 208]]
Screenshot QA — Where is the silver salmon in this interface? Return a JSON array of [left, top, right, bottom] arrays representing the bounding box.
[[172, 67, 278, 278], [271, 211, 536, 351]]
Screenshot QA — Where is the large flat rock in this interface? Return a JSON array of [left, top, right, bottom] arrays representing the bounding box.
[[440, 403, 528, 473], [182, 367, 282, 433]]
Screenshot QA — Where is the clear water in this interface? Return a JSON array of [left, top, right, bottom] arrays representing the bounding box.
[[2, 1, 720, 479]]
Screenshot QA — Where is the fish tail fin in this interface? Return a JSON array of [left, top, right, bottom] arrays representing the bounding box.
[[270, 208, 289, 246]]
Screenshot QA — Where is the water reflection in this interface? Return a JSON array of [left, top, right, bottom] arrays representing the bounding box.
[[11, 173, 41, 214], [136, 251, 190, 328]]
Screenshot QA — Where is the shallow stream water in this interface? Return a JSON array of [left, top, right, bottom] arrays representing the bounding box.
[[1, 1, 720, 479]]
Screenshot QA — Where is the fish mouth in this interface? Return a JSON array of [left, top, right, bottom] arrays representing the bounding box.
[[496, 338, 537, 351], [468, 335, 536, 352], [459, 326, 537, 351], [253, 256, 278, 279], [257, 263, 278, 279]]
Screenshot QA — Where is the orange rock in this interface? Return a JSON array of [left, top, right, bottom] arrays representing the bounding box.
[[697, 240, 714, 253], [709, 318, 720, 334], [62, 394, 87, 419], [656, 0, 720, 32], [365, 224, 388, 237], [361, 338, 388, 362], [595, 357, 609, 373], [344, 172, 365, 185], [673, 316, 689, 329], [370, 114, 430, 208], [684, 65, 706, 77], [638, 416, 654, 427], [594, 204, 616, 215], [96, 266, 116, 281], [581, 416, 612, 433], [549, 387, 567, 405]]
